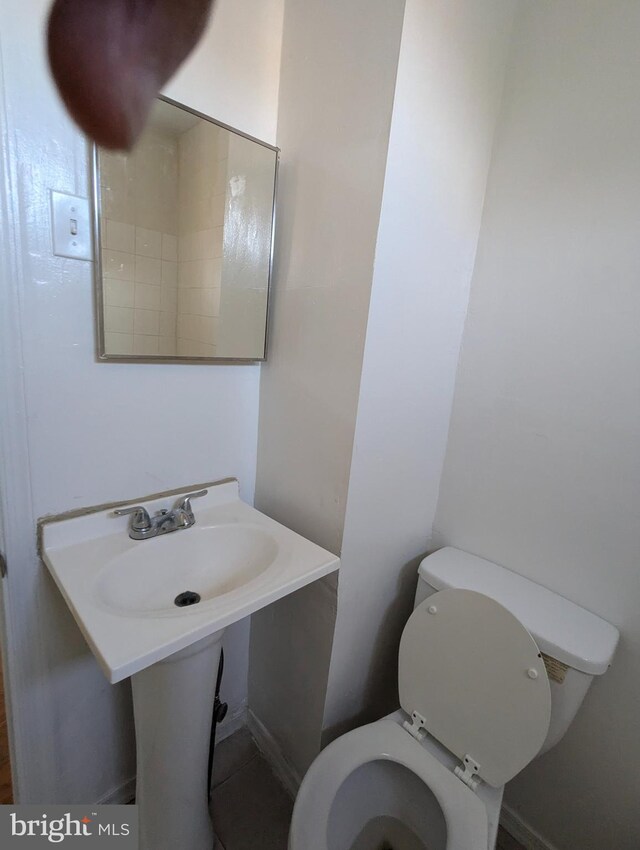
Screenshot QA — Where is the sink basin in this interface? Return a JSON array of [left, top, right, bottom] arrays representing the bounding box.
[[96, 523, 279, 617], [42, 479, 340, 850], [41, 479, 340, 682]]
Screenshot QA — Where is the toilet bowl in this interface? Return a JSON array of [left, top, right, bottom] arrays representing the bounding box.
[[289, 547, 619, 850], [290, 713, 496, 850]]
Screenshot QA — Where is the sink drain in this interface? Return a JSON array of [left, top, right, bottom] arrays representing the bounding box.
[[174, 591, 201, 608]]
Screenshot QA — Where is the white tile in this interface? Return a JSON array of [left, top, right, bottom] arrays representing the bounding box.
[[201, 288, 222, 317], [178, 288, 202, 316], [161, 285, 178, 313], [197, 342, 217, 356], [135, 226, 162, 258], [181, 314, 217, 344], [212, 226, 224, 259], [161, 260, 178, 287], [178, 259, 197, 288], [211, 193, 226, 228], [198, 316, 217, 344], [102, 249, 134, 281], [104, 332, 134, 356], [177, 338, 201, 357], [208, 258, 223, 288], [177, 203, 193, 238], [104, 219, 135, 253], [162, 233, 178, 261], [104, 279, 134, 308], [178, 232, 196, 262], [135, 283, 161, 310], [177, 314, 199, 341], [134, 309, 160, 336], [175, 338, 216, 358], [158, 337, 177, 356], [196, 258, 223, 288], [133, 334, 159, 356], [104, 305, 134, 334], [159, 311, 177, 338], [135, 255, 162, 285]]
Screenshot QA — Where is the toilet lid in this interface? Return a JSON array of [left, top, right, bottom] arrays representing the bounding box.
[[398, 588, 551, 788]]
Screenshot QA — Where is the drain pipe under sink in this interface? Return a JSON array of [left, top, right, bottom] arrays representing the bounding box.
[[208, 648, 228, 800]]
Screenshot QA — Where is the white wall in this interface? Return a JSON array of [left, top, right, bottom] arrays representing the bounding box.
[[0, 0, 282, 803], [100, 128, 181, 357], [434, 3, 640, 848], [249, 0, 406, 780], [164, 0, 283, 144], [322, 0, 518, 740]]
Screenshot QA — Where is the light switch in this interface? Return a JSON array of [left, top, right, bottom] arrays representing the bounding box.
[[51, 190, 93, 261]]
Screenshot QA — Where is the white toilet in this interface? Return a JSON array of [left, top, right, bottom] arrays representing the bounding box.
[[289, 547, 619, 850]]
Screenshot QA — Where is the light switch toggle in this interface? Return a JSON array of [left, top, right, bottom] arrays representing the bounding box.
[[51, 190, 92, 261]]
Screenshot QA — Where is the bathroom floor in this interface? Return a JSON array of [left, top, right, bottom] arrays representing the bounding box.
[[496, 829, 525, 850], [210, 728, 524, 850], [211, 727, 293, 850]]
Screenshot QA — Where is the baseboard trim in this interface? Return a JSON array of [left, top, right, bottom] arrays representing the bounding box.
[[247, 710, 302, 798], [500, 804, 558, 850], [217, 703, 248, 743], [97, 776, 136, 805]]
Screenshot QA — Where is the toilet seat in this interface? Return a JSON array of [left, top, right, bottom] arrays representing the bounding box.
[[399, 589, 551, 787], [290, 589, 553, 850], [289, 716, 489, 850]]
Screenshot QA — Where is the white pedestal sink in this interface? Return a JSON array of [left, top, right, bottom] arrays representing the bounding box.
[[133, 632, 224, 850], [41, 480, 340, 850]]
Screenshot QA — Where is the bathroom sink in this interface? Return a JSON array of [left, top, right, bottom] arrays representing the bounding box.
[[41, 479, 339, 682], [96, 524, 279, 617]]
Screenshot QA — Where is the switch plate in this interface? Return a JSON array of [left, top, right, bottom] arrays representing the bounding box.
[[51, 190, 93, 261]]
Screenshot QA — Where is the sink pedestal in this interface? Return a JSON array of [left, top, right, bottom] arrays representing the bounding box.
[[132, 630, 225, 850], [42, 479, 340, 850]]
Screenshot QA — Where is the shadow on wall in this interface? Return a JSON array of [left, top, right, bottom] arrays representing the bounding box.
[[321, 553, 428, 746], [0, 654, 12, 803], [268, 157, 298, 294], [40, 569, 135, 803], [506, 634, 638, 843]]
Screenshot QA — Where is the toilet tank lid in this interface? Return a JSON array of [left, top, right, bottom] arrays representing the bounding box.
[[419, 548, 619, 675]]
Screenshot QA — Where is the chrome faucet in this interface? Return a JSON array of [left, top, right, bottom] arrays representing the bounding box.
[[114, 490, 208, 540]]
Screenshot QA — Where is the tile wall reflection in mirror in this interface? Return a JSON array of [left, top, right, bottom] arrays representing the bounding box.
[[93, 97, 278, 362]]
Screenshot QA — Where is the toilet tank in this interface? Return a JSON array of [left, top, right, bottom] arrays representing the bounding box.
[[415, 548, 619, 754]]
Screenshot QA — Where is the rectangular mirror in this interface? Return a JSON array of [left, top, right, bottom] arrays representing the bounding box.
[[91, 96, 278, 362]]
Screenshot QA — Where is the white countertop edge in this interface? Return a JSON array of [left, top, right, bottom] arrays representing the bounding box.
[[41, 480, 341, 683]]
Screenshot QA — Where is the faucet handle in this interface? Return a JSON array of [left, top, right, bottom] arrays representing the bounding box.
[[174, 489, 208, 518], [113, 505, 152, 531]]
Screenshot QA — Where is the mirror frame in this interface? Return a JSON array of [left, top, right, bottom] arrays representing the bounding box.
[[90, 95, 280, 364]]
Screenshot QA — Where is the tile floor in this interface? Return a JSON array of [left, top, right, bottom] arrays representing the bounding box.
[[211, 727, 293, 850], [496, 827, 527, 850], [210, 728, 524, 850]]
